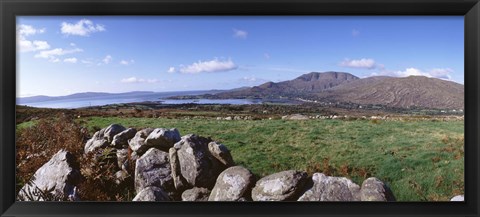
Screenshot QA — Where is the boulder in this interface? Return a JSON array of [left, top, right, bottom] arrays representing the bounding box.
[[134, 148, 174, 194], [17, 150, 81, 201], [132, 186, 171, 201], [103, 124, 127, 143], [450, 195, 464, 201], [182, 187, 211, 201], [209, 166, 255, 201], [169, 147, 188, 191], [129, 128, 155, 156], [251, 170, 308, 201], [298, 173, 361, 201], [175, 134, 221, 188], [208, 142, 235, 167], [359, 177, 396, 201], [84, 129, 109, 154], [112, 128, 137, 148], [144, 128, 181, 152]]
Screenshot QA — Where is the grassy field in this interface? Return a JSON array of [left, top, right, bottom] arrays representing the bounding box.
[[51, 116, 464, 201]]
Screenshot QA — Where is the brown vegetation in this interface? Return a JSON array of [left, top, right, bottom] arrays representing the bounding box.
[[16, 114, 135, 201]]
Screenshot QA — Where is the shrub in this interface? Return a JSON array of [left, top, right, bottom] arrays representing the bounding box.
[[16, 114, 88, 195]]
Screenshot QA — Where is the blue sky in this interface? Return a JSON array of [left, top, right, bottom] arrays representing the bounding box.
[[17, 16, 464, 97]]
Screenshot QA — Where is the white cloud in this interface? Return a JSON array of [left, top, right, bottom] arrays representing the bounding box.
[[120, 59, 135, 65], [429, 68, 454, 80], [178, 58, 238, 74], [120, 77, 159, 84], [63, 57, 78, 63], [34, 48, 83, 59], [70, 43, 76, 47], [103, 55, 112, 64], [241, 76, 267, 83], [17, 24, 45, 36], [352, 29, 360, 37], [61, 19, 106, 36], [167, 67, 176, 73], [19, 40, 51, 52], [233, 28, 248, 39], [340, 58, 376, 69], [394, 67, 453, 80], [33, 41, 50, 50], [51, 58, 60, 63], [17, 24, 50, 53]]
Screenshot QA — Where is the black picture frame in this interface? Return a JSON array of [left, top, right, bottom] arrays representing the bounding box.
[[1, 0, 479, 216]]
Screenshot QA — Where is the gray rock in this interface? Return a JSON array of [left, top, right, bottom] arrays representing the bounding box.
[[112, 128, 137, 148], [298, 173, 361, 201], [208, 142, 235, 167], [169, 147, 188, 191], [134, 148, 174, 194], [144, 128, 181, 152], [182, 187, 211, 201], [359, 177, 396, 201], [116, 148, 130, 171], [251, 170, 308, 201], [128, 128, 155, 155], [84, 129, 109, 154], [17, 150, 81, 201], [103, 124, 127, 143], [132, 186, 170, 201], [281, 114, 309, 120], [450, 195, 464, 201], [176, 134, 220, 188], [209, 166, 255, 201]]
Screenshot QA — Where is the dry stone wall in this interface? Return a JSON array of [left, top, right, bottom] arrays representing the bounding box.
[[19, 123, 398, 202]]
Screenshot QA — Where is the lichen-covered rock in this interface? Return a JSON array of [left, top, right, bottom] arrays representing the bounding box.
[[298, 173, 360, 201], [209, 166, 255, 201], [103, 124, 127, 143], [359, 177, 396, 201], [134, 148, 174, 194], [182, 187, 211, 201], [169, 147, 188, 191], [251, 170, 308, 201], [208, 141, 235, 167], [17, 150, 81, 201], [144, 128, 181, 152], [112, 128, 137, 148], [176, 134, 221, 188], [133, 186, 170, 201], [129, 128, 155, 155], [84, 129, 109, 154]]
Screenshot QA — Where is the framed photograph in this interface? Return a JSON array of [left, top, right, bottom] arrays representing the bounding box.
[[1, 0, 479, 216]]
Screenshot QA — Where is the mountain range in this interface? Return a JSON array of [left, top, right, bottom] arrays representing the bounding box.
[[199, 71, 464, 110]]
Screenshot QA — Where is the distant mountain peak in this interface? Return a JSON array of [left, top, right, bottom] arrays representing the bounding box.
[[296, 71, 359, 81]]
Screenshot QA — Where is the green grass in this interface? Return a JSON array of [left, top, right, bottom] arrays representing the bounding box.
[[31, 116, 464, 201]]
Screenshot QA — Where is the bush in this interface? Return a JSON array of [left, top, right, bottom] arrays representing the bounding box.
[[16, 114, 88, 195]]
